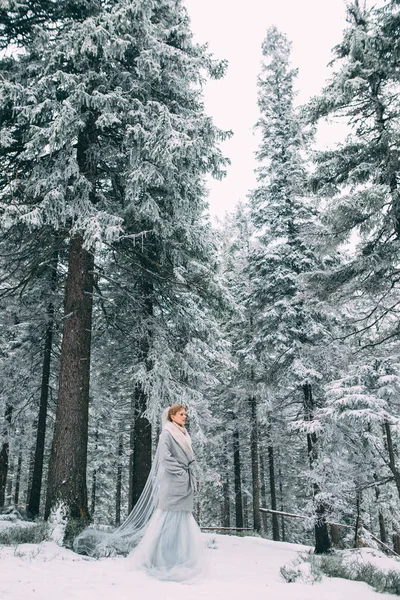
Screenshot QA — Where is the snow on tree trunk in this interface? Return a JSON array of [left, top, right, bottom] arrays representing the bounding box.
[[304, 383, 331, 554]]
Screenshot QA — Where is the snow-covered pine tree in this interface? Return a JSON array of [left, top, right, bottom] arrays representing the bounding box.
[[0, 225, 64, 515], [216, 203, 260, 532], [322, 349, 400, 547], [0, 0, 228, 531], [306, 0, 400, 348], [246, 26, 333, 552]]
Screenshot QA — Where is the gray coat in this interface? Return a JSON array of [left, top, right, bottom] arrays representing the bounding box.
[[158, 429, 196, 512]]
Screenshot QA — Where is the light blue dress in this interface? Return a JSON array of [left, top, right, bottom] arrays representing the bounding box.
[[129, 426, 204, 581]]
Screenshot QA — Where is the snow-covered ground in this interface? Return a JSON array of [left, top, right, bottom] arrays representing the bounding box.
[[1, 531, 399, 600]]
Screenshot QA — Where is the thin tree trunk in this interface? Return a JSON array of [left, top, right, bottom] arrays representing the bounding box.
[[232, 418, 243, 528], [259, 448, 268, 534], [354, 489, 363, 547], [25, 445, 35, 507], [222, 431, 231, 527], [90, 430, 99, 517], [115, 434, 123, 526], [90, 470, 97, 517], [303, 383, 331, 554], [28, 250, 58, 519], [6, 465, 13, 507], [373, 474, 387, 544], [13, 451, 22, 506], [128, 402, 135, 514], [243, 493, 249, 528], [268, 441, 280, 540], [129, 287, 153, 510], [384, 421, 400, 497], [0, 404, 12, 508], [45, 234, 94, 528], [278, 465, 286, 542], [130, 385, 152, 509], [250, 392, 261, 533]]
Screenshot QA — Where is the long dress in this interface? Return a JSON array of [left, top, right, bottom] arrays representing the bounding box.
[[128, 422, 204, 582]]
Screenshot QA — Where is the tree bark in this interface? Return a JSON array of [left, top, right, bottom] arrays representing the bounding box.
[[250, 393, 261, 533], [222, 431, 231, 527], [128, 402, 135, 514], [278, 465, 286, 542], [268, 443, 280, 541], [115, 434, 123, 526], [303, 383, 331, 554], [259, 448, 268, 534], [130, 384, 152, 509], [27, 250, 58, 519], [129, 285, 153, 511], [232, 418, 244, 528], [373, 474, 387, 544], [354, 489, 363, 548], [45, 234, 94, 526], [384, 421, 400, 497], [13, 451, 22, 506], [0, 404, 12, 508], [243, 493, 249, 529], [90, 430, 99, 517]]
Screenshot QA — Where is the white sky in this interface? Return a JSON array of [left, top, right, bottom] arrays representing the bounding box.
[[184, 0, 350, 221]]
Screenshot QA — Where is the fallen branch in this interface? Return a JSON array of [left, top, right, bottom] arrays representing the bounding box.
[[200, 527, 254, 531], [260, 507, 400, 557]]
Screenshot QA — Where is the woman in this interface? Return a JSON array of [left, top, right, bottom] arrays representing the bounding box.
[[74, 404, 204, 582], [129, 404, 204, 581]]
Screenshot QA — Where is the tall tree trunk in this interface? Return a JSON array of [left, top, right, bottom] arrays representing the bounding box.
[[115, 434, 123, 526], [128, 401, 135, 514], [130, 385, 152, 509], [90, 430, 99, 517], [232, 418, 243, 528], [384, 421, 400, 497], [25, 445, 35, 507], [259, 448, 268, 534], [268, 438, 280, 540], [45, 234, 94, 528], [13, 451, 22, 506], [250, 392, 261, 532], [129, 289, 153, 510], [90, 469, 97, 518], [373, 474, 387, 544], [243, 493, 249, 528], [222, 431, 231, 528], [278, 464, 286, 542], [354, 488, 364, 548], [0, 404, 12, 508], [27, 250, 58, 519], [303, 383, 331, 554], [6, 465, 13, 507]]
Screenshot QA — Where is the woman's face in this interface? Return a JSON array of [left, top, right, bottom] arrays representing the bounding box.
[[171, 409, 187, 427]]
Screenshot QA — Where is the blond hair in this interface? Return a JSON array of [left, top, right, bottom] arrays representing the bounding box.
[[167, 404, 186, 422]]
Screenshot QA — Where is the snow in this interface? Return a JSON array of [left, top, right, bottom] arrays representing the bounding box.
[[0, 519, 36, 531], [1, 532, 399, 600]]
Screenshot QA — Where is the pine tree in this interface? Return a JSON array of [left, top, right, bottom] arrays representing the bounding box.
[[306, 0, 400, 348], [0, 0, 228, 530], [247, 26, 333, 552]]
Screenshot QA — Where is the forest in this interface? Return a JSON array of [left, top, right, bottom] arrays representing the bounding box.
[[1, 0, 400, 560]]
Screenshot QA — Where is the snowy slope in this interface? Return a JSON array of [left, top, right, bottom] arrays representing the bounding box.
[[0, 533, 398, 600]]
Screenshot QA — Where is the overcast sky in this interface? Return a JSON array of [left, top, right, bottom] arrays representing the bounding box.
[[184, 0, 350, 221]]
